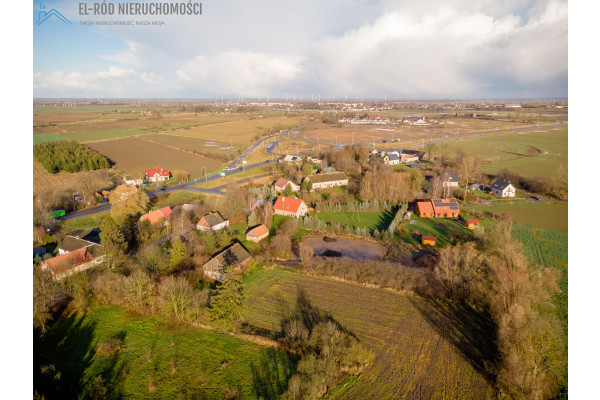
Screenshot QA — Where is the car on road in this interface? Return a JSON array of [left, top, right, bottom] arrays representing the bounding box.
[[159, 186, 167, 191], [531, 196, 541, 201]]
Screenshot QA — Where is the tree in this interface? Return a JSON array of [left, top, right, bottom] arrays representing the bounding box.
[[258, 202, 274, 228], [555, 164, 568, 200], [158, 276, 193, 320], [434, 242, 484, 303], [171, 208, 193, 241], [247, 210, 260, 227], [109, 190, 150, 225], [122, 268, 155, 312], [33, 266, 64, 331], [301, 163, 314, 177], [209, 269, 244, 330], [301, 180, 312, 192], [100, 216, 128, 268], [172, 170, 190, 183], [424, 142, 437, 161], [169, 238, 187, 268], [271, 234, 292, 259], [459, 156, 482, 200]]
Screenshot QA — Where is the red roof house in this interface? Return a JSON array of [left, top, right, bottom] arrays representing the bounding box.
[[140, 207, 172, 225], [273, 197, 308, 218], [40, 248, 95, 280], [145, 168, 170, 182], [466, 219, 480, 229], [430, 198, 460, 219]]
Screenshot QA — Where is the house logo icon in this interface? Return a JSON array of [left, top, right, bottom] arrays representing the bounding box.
[[34, 3, 72, 26]]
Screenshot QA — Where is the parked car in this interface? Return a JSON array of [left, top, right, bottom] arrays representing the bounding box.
[[532, 196, 541, 201]]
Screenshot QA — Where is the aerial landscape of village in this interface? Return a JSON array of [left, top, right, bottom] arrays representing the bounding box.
[[28, 0, 572, 399]]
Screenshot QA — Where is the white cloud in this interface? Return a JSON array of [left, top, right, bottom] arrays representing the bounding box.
[[33, 0, 567, 98]]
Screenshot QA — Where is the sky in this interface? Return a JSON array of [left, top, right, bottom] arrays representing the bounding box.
[[32, 0, 568, 99]]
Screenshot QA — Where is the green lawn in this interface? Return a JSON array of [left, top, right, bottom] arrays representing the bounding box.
[[33, 133, 67, 144], [400, 214, 473, 247], [61, 129, 142, 142], [466, 202, 567, 230], [315, 210, 395, 232], [152, 190, 205, 209], [34, 305, 295, 399], [59, 211, 109, 230]]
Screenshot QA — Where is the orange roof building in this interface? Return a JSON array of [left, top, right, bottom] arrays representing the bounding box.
[[422, 236, 437, 246], [431, 198, 460, 219], [246, 224, 270, 242], [416, 201, 434, 218], [466, 219, 480, 229], [273, 196, 308, 218], [140, 207, 173, 225]]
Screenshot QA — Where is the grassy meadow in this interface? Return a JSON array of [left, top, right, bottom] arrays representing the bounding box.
[[315, 210, 395, 232], [441, 127, 567, 178], [466, 202, 567, 230], [35, 305, 294, 399], [32, 133, 67, 144]]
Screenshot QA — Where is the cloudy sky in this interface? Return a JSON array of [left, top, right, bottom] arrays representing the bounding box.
[[32, 0, 567, 99]]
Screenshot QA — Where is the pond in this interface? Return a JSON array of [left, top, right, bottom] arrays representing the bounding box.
[[302, 236, 387, 261]]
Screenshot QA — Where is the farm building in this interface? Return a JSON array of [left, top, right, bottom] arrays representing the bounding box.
[[274, 178, 300, 193], [400, 153, 420, 163], [383, 153, 400, 165], [273, 196, 308, 218], [196, 211, 229, 231], [58, 229, 102, 256], [123, 175, 143, 186], [140, 207, 172, 225], [422, 236, 437, 246], [466, 219, 480, 229], [40, 247, 103, 281], [439, 172, 460, 187], [415, 201, 434, 218], [491, 179, 516, 197], [409, 163, 422, 168], [203, 243, 251, 280], [305, 172, 349, 190], [246, 224, 269, 242], [145, 168, 170, 182]]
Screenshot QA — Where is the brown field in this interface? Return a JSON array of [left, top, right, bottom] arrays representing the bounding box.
[[143, 133, 236, 155], [244, 269, 495, 399], [298, 119, 536, 146], [33, 159, 117, 196], [87, 137, 222, 178], [167, 116, 307, 146], [275, 138, 334, 154]]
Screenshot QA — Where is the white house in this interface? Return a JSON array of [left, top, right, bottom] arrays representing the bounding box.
[[491, 179, 516, 197], [305, 172, 349, 190], [123, 175, 144, 186], [383, 153, 400, 165], [273, 196, 308, 218], [197, 211, 230, 231], [145, 168, 170, 182]]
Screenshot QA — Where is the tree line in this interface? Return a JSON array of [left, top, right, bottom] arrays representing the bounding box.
[[34, 141, 110, 173]]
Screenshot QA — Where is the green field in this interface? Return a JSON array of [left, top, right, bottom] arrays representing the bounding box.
[[59, 212, 109, 230], [35, 305, 294, 399], [315, 210, 395, 232], [243, 268, 495, 399], [466, 202, 567, 230], [61, 129, 143, 142], [442, 127, 567, 178], [32, 133, 67, 144]]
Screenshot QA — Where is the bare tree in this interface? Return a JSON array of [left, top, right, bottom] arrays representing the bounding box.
[[459, 157, 482, 200], [122, 268, 156, 312], [158, 276, 193, 320]]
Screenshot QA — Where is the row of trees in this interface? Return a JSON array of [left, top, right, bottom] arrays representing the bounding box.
[[34, 141, 110, 173], [432, 218, 566, 399]]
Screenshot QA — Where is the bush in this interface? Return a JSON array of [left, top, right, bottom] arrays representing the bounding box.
[[96, 336, 124, 358], [33, 140, 110, 173]]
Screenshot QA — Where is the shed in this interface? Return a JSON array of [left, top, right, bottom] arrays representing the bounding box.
[[466, 219, 480, 229], [422, 236, 437, 246]]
